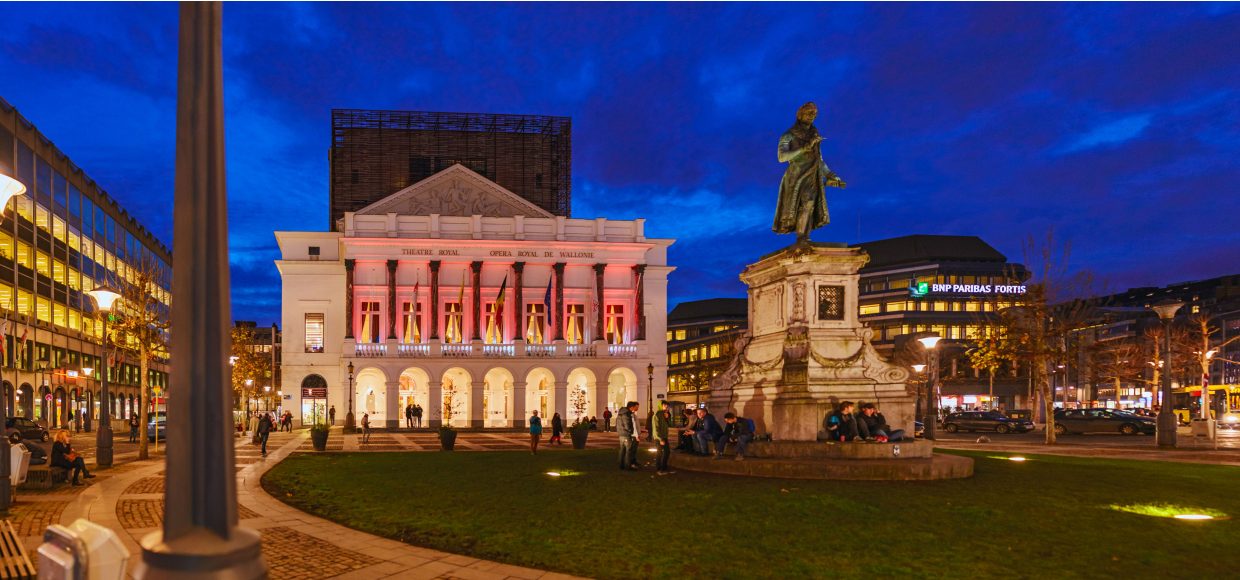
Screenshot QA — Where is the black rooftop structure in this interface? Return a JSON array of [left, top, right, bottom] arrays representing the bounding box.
[[669, 298, 748, 324], [857, 235, 1008, 270]]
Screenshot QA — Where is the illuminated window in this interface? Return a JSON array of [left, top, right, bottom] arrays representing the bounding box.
[[666, 331, 673, 341], [859, 304, 881, 316], [688, 348, 699, 362], [674, 329, 687, 341], [709, 344, 721, 358], [443, 302, 464, 344], [68, 268, 81, 291], [52, 259, 65, 284], [68, 309, 81, 331], [0, 232, 10, 260], [14, 196, 32, 222], [16, 243, 31, 269], [886, 301, 907, 312], [965, 302, 980, 312], [35, 204, 50, 230], [933, 301, 947, 312], [605, 304, 625, 344], [17, 290, 31, 315], [961, 276, 975, 284], [52, 216, 66, 242], [484, 302, 503, 344], [53, 304, 66, 327], [304, 313, 324, 353], [359, 301, 380, 344], [670, 352, 679, 365], [565, 304, 585, 344], [67, 229, 81, 253], [402, 301, 423, 344], [0, 284, 10, 310], [36, 297, 51, 323], [525, 303, 546, 344], [35, 252, 50, 277], [93, 244, 106, 265], [983, 302, 994, 312]]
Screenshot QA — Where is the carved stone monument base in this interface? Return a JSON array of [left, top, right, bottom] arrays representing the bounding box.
[[708, 242, 915, 441]]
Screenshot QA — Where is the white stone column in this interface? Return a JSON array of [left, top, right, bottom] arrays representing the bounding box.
[[594, 381, 608, 420], [136, 3, 265, 577], [384, 379, 400, 429], [471, 380, 485, 428], [554, 380, 568, 421], [428, 380, 442, 428], [512, 380, 527, 428]]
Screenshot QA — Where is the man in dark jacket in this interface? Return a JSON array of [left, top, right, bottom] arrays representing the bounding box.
[[856, 403, 905, 441], [692, 408, 723, 456], [653, 401, 673, 474], [616, 401, 641, 470], [716, 412, 754, 460], [257, 412, 273, 455], [825, 401, 861, 442]]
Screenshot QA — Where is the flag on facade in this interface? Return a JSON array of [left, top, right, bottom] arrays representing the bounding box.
[[487, 275, 508, 344], [407, 280, 420, 343], [0, 320, 8, 366], [17, 326, 28, 361], [359, 305, 372, 344]]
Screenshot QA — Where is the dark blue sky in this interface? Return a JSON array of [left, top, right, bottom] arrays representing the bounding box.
[[3, 3, 1237, 325]]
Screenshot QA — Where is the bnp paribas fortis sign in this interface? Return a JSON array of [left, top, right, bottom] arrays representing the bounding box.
[[909, 282, 1028, 299]]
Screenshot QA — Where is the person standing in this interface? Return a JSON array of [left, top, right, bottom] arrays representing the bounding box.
[[549, 412, 564, 445], [361, 412, 371, 443], [603, 408, 613, 432], [405, 404, 414, 429], [328, 405, 336, 425], [617, 401, 641, 470], [654, 401, 672, 475], [529, 410, 543, 454], [414, 404, 423, 428], [257, 412, 273, 455], [129, 413, 140, 443]]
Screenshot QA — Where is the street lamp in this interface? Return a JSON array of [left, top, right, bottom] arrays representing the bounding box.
[[918, 335, 943, 441], [87, 285, 121, 468], [1150, 299, 1183, 448], [345, 361, 355, 430], [80, 367, 94, 432], [263, 385, 271, 414], [646, 362, 654, 441], [911, 364, 926, 424]]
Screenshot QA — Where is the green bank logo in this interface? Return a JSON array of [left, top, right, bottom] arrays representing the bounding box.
[[910, 282, 929, 298]]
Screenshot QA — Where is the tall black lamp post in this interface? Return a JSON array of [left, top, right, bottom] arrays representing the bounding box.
[[918, 335, 943, 441], [1151, 299, 1183, 448], [646, 362, 654, 441], [87, 286, 122, 467], [0, 169, 27, 513], [345, 361, 355, 430], [911, 364, 926, 424]]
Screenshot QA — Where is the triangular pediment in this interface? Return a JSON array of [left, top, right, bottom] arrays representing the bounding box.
[[355, 164, 555, 219]]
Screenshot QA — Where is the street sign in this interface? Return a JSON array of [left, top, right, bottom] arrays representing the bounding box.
[[45, 394, 53, 402]]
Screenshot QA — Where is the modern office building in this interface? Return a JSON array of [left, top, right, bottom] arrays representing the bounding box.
[[328, 109, 572, 229], [0, 96, 172, 429], [280, 114, 672, 428], [233, 320, 282, 416], [665, 298, 746, 407]]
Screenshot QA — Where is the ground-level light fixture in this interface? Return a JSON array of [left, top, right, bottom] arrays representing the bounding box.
[[911, 364, 926, 373], [1173, 514, 1215, 521], [546, 471, 561, 477]]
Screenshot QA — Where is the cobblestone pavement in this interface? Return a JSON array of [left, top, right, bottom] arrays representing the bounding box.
[[8, 428, 582, 579]]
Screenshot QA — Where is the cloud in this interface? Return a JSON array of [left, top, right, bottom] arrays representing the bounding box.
[[1060, 113, 1153, 153]]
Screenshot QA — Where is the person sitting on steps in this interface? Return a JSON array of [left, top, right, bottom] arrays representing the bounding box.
[[856, 402, 905, 442], [715, 412, 754, 460], [825, 401, 862, 442]]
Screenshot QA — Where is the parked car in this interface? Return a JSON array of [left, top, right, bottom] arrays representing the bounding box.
[[6, 417, 50, 443], [942, 411, 1035, 434], [148, 415, 167, 442], [1054, 409, 1155, 435]]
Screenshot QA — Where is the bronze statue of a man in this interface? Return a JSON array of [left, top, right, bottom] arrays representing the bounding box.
[[774, 102, 846, 243]]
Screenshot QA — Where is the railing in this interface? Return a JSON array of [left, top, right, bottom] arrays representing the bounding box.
[[355, 343, 387, 358], [482, 344, 515, 357], [608, 344, 638, 358], [566, 344, 596, 357], [396, 343, 430, 357], [442, 343, 472, 357], [526, 344, 554, 357]]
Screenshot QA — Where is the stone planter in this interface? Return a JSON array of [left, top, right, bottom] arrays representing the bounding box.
[[570, 429, 589, 449], [439, 430, 457, 451], [310, 429, 329, 451]]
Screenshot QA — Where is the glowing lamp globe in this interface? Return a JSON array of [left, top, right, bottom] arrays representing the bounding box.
[[918, 336, 943, 350], [0, 173, 27, 209], [87, 286, 123, 312]]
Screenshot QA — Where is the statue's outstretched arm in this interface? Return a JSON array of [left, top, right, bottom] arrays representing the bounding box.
[[777, 133, 802, 163]]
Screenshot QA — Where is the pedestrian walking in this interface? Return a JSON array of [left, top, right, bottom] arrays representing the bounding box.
[[654, 401, 672, 474], [617, 401, 641, 470], [129, 413, 140, 443], [550, 412, 564, 445], [529, 410, 543, 454], [361, 412, 371, 443], [257, 412, 273, 455]]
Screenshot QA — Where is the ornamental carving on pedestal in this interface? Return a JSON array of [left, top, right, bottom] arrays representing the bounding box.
[[791, 281, 806, 323]]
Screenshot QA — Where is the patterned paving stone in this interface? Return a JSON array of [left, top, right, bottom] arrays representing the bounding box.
[[10, 500, 69, 536], [123, 476, 165, 495], [117, 499, 260, 529], [260, 526, 380, 580]]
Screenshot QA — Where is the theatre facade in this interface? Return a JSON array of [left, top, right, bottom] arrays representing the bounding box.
[[277, 164, 674, 428]]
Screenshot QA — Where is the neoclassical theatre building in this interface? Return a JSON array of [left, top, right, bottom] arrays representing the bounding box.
[[277, 164, 674, 428]]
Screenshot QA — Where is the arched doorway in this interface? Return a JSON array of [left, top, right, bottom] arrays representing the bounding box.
[[17, 383, 33, 418], [483, 368, 514, 428], [36, 385, 50, 425], [398, 368, 430, 427], [566, 368, 596, 424], [607, 367, 639, 417], [441, 368, 472, 428], [53, 387, 67, 428], [354, 368, 387, 426], [300, 374, 329, 424], [524, 368, 554, 422]]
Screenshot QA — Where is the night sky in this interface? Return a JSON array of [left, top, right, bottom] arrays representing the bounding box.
[[2, 3, 1237, 325]]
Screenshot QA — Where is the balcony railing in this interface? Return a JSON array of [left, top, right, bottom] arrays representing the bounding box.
[[607, 344, 638, 358], [482, 344, 515, 357], [396, 343, 430, 357], [442, 343, 472, 357], [355, 343, 387, 358], [526, 344, 555, 357], [566, 344, 596, 357]]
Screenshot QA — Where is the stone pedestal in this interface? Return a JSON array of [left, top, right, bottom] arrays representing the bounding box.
[[708, 243, 915, 441]]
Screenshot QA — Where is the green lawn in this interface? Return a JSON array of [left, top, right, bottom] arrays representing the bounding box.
[[262, 449, 1240, 579]]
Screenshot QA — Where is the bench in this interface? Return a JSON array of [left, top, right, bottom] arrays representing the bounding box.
[[21, 467, 68, 490], [0, 519, 34, 579]]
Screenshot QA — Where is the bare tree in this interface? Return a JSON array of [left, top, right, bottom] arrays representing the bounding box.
[[104, 255, 171, 460]]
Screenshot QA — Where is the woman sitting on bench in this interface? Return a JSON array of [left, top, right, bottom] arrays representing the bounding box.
[[52, 430, 95, 486]]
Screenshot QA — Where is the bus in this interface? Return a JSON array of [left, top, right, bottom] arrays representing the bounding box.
[[1169, 384, 1240, 427]]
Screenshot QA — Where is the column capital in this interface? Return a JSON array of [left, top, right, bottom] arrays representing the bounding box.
[[344, 258, 356, 271], [386, 259, 398, 272], [593, 263, 607, 274], [553, 262, 566, 274], [513, 261, 525, 273], [471, 260, 483, 273], [429, 260, 441, 272]]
